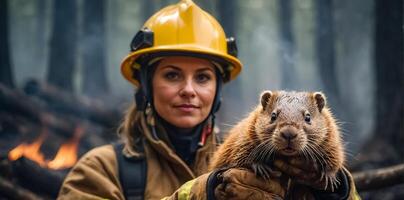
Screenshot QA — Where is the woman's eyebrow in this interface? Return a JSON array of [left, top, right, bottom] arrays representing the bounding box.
[[196, 67, 215, 73], [160, 65, 181, 71]]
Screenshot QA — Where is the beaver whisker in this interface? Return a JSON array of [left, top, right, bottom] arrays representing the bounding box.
[[303, 145, 325, 177], [305, 143, 327, 175], [302, 148, 312, 164], [245, 141, 265, 163], [308, 143, 327, 167], [258, 141, 275, 163], [306, 144, 323, 165], [300, 148, 309, 163], [247, 139, 275, 164]]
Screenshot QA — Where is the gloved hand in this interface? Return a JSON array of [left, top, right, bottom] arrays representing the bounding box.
[[164, 165, 358, 200], [214, 168, 286, 200], [163, 168, 286, 200]]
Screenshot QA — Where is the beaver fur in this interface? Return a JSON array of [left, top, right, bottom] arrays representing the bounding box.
[[210, 91, 345, 198]]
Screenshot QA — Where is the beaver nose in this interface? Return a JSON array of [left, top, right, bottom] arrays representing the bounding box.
[[281, 131, 297, 140]]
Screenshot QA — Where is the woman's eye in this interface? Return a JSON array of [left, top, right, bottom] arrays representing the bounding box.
[[195, 73, 211, 83], [164, 71, 180, 80]]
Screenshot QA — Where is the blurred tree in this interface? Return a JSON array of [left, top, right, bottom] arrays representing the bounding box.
[[0, 0, 14, 88], [314, 0, 339, 107], [216, 0, 243, 128], [198, 0, 216, 14], [35, 0, 47, 73], [47, 0, 77, 92], [278, 0, 297, 90], [217, 0, 235, 36], [142, 0, 162, 22], [374, 0, 403, 160], [82, 0, 109, 97]]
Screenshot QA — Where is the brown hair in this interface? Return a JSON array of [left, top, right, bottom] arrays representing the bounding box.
[[117, 103, 144, 156]]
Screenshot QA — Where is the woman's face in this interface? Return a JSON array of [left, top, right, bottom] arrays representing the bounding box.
[[152, 56, 217, 129]]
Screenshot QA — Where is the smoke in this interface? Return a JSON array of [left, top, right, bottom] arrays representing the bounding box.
[[8, 0, 376, 155]]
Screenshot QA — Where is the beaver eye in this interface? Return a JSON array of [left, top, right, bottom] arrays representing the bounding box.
[[271, 112, 277, 122], [305, 113, 311, 124]]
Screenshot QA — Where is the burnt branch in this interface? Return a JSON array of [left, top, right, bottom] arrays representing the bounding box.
[[0, 176, 42, 200], [11, 157, 68, 198], [24, 79, 121, 128], [0, 84, 78, 138], [353, 163, 404, 191]]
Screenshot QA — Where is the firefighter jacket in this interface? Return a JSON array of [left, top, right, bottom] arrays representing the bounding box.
[[57, 113, 361, 200]]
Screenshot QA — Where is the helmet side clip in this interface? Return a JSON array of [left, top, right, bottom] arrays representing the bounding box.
[[130, 28, 154, 52], [226, 37, 238, 57]]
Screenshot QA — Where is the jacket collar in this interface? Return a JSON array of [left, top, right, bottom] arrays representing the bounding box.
[[140, 109, 216, 178]]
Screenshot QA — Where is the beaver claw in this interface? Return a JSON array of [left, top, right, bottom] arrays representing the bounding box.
[[252, 163, 282, 180]]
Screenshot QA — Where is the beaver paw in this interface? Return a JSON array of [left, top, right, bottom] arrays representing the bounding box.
[[252, 163, 282, 180], [315, 170, 340, 192], [323, 173, 341, 192]]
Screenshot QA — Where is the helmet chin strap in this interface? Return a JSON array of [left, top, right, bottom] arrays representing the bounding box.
[[134, 57, 160, 111], [210, 66, 223, 115]]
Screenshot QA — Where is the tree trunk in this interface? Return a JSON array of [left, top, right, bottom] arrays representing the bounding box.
[[47, 0, 77, 92], [0, 0, 14, 88], [198, 0, 216, 15], [82, 0, 108, 97], [216, 0, 244, 130], [314, 0, 339, 106], [217, 0, 235, 36], [374, 0, 404, 160], [35, 0, 47, 76], [142, 0, 158, 22], [278, 0, 297, 90]]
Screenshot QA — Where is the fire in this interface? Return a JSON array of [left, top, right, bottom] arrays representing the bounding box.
[[48, 126, 84, 170], [8, 125, 84, 170], [8, 129, 48, 167]]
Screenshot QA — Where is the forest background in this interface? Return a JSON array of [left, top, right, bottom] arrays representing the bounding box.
[[0, 0, 402, 199]]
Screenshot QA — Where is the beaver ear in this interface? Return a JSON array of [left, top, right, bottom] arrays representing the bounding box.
[[260, 90, 272, 111], [313, 92, 327, 112]]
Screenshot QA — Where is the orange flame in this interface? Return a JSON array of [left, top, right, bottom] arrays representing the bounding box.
[[8, 129, 48, 167], [8, 125, 85, 170], [48, 126, 84, 170]]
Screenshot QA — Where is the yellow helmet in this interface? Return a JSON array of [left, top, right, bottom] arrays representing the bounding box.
[[121, 0, 242, 87]]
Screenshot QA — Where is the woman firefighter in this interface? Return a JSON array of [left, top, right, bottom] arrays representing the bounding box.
[[58, 0, 360, 199]]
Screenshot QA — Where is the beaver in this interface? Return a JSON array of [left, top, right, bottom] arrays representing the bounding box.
[[210, 90, 345, 198]]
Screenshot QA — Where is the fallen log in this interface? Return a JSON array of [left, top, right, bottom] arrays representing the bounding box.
[[0, 84, 92, 139], [0, 111, 109, 156], [24, 79, 122, 128], [0, 84, 41, 123], [11, 156, 69, 198], [0, 176, 42, 200], [0, 93, 73, 139], [353, 163, 404, 191]]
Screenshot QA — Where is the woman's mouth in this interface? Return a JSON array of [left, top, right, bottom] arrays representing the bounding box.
[[174, 104, 199, 112]]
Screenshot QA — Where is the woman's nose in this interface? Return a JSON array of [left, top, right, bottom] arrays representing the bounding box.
[[179, 79, 196, 98]]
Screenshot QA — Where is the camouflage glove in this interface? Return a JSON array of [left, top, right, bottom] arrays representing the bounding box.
[[214, 168, 286, 200]]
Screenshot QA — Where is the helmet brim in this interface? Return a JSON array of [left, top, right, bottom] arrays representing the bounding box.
[[121, 45, 242, 87]]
